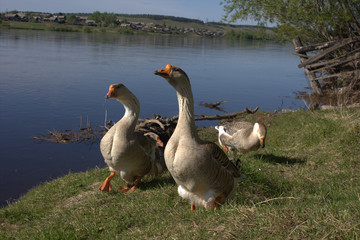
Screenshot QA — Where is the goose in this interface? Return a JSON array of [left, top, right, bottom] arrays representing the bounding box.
[[215, 121, 266, 155], [99, 83, 164, 193], [154, 64, 240, 211]]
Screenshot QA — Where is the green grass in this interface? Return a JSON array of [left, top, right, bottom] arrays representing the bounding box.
[[1, 108, 360, 239]]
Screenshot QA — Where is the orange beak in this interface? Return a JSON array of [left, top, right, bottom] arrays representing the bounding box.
[[106, 85, 116, 99], [260, 137, 265, 148], [154, 64, 172, 78]]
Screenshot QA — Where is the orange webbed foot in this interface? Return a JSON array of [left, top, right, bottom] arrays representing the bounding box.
[[99, 181, 112, 192], [118, 186, 130, 193], [118, 176, 142, 194], [99, 171, 115, 192]]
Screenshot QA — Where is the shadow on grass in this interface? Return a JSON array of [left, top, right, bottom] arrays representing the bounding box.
[[139, 172, 176, 191], [234, 154, 307, 204], [254, 153, 307, 165]]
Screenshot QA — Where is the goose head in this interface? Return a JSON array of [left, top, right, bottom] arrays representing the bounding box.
[[105, 83, 140, 112], [215, 125, 227, 135], [214, 125, 229, 147], [253, 123, 267, 148], [154, 64, 190, 90], [106, 83, 129, 100]]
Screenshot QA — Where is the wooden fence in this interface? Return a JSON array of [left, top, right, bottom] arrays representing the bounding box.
[[293, 36, 360, 109]]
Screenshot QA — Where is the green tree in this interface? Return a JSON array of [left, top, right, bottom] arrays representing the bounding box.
[[89, 11, 102, 24], [89, 11, 117, 27], [67, 14, 78, 25], [221, 0, 360, 44], [102, 12, 117, 27]]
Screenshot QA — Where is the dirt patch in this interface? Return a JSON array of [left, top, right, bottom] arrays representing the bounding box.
[[62, 191, 96, 208], [1, 220, 19, 232]]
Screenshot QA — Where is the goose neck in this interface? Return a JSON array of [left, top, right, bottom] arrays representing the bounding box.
[[175, 87, 197, 138], [117, 97, 140, 132]]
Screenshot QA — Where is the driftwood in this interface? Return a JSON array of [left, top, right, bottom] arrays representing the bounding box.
[[34, 107, 259, 144], [293, 35, 360, 109], [195, 107, 259, 121], [33, 126, 105, 144], [135, 114, 178, 148], [200, 100, 228, 112]]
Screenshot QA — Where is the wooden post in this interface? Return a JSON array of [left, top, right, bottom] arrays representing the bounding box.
[[293, 37, 322, 95]]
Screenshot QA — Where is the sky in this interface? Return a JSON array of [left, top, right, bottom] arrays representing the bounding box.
[[0, 0, 257, 25]]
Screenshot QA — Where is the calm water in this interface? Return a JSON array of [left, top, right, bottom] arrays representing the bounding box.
[[0, 29, 308, 206]]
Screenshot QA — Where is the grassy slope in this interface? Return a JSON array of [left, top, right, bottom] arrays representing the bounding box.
[[1, 108, 359, 239]]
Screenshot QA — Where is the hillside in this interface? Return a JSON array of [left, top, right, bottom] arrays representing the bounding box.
[[1, 11, 279, 40], [0, 108, 359, 239]]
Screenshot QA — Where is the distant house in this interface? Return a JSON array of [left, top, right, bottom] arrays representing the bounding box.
[[3, 12, 27, 21], [120, 23, 130, 28], [129, 22, 145, 30], [32, 16, 41, 22], [40, 13, 51, 18], [77, 16, 88, 22], [49, 15, 66, 23], [85, 20, 96, 26], [3, 13, 18, 21]]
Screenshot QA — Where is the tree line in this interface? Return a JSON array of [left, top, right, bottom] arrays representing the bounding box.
[[221, 0, 359, 44]]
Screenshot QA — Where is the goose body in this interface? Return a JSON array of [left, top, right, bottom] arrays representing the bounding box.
[[99, 83, 164, 193], [215, 121, 266, 155], [154, 64, 240, 211]]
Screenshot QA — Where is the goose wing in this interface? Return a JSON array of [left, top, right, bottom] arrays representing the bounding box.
[[204, 142, 240, 177], [135, 131, 156, 156], [223, 121, 253, 136]]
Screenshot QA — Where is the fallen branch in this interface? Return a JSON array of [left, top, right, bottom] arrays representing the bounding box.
[[195, 107, 259, 121], [200, 100, 228, 112], [294, 40, 337, 53], [33, 127, 104, 144]]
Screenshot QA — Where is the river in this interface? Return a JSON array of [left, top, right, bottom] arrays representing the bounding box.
[[0, 29, 308, 206]]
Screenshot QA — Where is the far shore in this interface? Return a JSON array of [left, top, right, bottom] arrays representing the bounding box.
[[1, 11, 282, 41]]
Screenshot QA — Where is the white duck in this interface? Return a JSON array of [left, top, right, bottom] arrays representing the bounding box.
[[154, 64, 240, 211], [99, 83, 164, 193], [215, 121, 267, 155]]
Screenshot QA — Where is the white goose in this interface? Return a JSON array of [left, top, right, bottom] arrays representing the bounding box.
[[154, 64, 240, 211], [99, 83, 164, 193], [215, 121, 266, 155]]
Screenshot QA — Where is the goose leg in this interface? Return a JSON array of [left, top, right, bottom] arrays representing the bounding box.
[[214, 196, 222, 210], [119, 176, 142, 193], [99, 171, 116, 192], [222, 144, 229, 154], [191, 204, 196, 212]]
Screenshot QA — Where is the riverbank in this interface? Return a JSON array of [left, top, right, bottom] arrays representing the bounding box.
[[0, 14, 282, 41], [1, 108, 359, 239]]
